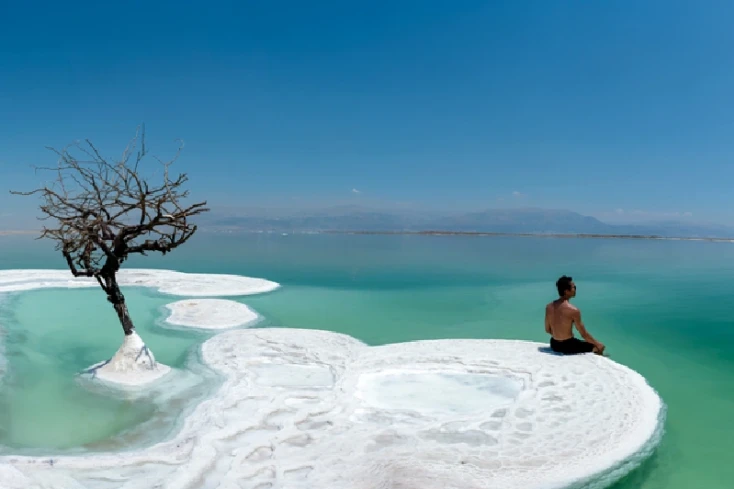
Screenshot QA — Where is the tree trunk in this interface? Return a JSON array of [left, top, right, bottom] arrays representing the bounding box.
[[102, 272, 136, 336]]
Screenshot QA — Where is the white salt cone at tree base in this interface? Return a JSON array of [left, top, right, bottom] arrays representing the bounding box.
[[84, 331, 171, 387]]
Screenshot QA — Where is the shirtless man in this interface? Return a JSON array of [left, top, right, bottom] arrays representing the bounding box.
[[545, 275, 605, 355]]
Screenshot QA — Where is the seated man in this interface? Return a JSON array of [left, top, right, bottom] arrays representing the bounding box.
[[545, 275, 605, 355]]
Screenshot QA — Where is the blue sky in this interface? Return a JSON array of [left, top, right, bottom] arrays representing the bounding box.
[[2, 0, 734, 227]]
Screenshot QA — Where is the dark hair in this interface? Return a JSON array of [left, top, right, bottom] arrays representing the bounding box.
[[556, 275, 573, 296]]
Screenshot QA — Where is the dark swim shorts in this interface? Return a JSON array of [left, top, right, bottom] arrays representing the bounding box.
[[550, 337, 595, 354]]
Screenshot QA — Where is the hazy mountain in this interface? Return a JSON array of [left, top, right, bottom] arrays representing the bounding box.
[[611, 221, 734, 239], [428, 208, 614, 234], [210, 207, 434, 232], [201, 206, 734, 238]]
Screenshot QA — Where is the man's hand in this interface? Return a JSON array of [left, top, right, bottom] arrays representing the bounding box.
[[544, 305, 552, 335]]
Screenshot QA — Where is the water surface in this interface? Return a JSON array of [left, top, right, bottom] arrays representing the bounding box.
[[0, 233, 732, 487]]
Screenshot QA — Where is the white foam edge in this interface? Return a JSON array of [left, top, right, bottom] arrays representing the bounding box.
[[0, 268, 280, 296], [163, 299, 261, 330], [0, 329, 666, 489]]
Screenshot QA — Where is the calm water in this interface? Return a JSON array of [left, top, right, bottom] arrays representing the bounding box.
[[0, 232, 732, 487]]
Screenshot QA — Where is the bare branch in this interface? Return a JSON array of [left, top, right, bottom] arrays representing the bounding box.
[[10, 126, 210, 280]]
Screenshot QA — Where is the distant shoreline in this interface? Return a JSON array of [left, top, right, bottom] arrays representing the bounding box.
[[324, 230, 734, 242], [6, 227, 734, 242], [204, 228, 734, 242]]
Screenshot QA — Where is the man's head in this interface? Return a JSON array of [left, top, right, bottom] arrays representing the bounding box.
[[556, 275, 576, 299]]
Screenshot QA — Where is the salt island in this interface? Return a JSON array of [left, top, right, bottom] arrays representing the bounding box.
[[0, 270, 665, 489]]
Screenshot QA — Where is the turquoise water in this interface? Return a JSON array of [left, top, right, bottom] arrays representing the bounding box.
[[0, 233, 733, 487], [0, 286, 220, 453]]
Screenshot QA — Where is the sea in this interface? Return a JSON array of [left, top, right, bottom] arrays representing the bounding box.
[[0, 231, 732, 488]]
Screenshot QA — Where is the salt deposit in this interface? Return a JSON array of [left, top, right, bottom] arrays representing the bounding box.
[[0, 269, 280, 296], [81, 331, 172, 386], [164, 299, 260, 329], [0, 270, 663, 487], [0, 327, 665, 489]]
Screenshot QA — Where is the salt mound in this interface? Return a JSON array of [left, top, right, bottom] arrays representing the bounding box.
[[164, 299, 259, 329], [0, 269, 280, 296], [81, 331, 171, 387], [0, 328, 665, 489]]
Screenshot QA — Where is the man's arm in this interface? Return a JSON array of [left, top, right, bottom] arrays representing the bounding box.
[[544, 305, 552, 335], [573, 309, 603, 349]]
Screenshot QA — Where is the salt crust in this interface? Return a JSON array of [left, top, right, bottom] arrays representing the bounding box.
[[0, 328, 665, 489], [164, 299, 260, 329], [0, 269, 280, 296], [82, 331, 172, 387]]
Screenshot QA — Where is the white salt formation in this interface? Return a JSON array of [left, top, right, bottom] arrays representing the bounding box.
[[164, 299, 259, 329], [82, 331, 171, 386], [0, 327, 665, 489], [0, 269, 280, 296]]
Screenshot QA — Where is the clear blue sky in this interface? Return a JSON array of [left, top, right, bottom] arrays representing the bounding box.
[[2, 0, 734, 227]]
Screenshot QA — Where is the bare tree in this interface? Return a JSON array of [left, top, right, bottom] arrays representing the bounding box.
[[11, 126, 209, 337]]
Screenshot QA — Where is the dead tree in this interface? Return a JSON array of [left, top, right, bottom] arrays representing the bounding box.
[[11, 127, 209, 336]]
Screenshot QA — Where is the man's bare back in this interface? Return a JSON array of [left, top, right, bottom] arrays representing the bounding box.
[[545, 299, 579, 341], [545, 276, 605, 355]]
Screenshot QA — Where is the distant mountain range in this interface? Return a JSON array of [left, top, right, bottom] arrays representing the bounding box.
[[200, 206, 734, 239]]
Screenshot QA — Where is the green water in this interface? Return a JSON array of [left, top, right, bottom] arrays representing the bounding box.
[[0, 286, 218, 453], [0, 233, 732, 487]]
